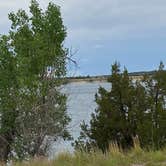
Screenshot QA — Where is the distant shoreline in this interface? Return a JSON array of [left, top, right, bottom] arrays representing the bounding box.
[[66, 70, 156, 83]]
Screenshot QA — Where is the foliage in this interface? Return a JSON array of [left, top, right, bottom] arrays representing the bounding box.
[[4, 146, 166, 166], [0, 0, 70, 161], [0, 35, 18, 161], [74, 62, 166, 152]]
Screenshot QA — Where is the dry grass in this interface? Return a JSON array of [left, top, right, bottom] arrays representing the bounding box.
[[11, 150, 166, 166], [2, 141, 166, 166]]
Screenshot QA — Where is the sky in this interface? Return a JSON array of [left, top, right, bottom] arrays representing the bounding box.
[[0, 0, 166, 76]]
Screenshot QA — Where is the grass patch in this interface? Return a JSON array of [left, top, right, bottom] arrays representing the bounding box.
[[2, 145, 166, 166]]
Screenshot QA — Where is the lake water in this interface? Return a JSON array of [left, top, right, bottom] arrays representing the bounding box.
[[50, 81, 111, 156]]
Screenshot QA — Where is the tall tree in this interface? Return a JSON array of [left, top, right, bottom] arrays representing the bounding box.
[[0, 35, 18, 161], [0, 0, 70, 161], [75, 63, 137, 152], [74, 62, 166, 152], [142, 62, 166, 149]]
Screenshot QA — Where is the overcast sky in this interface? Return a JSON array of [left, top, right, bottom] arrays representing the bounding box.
[[1, 0, 166, 76]]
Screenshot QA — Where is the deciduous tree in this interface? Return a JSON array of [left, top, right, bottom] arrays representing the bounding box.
[[0, 0, 70, 161]]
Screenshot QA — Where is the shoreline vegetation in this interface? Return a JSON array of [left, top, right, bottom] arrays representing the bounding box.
[[3, 141, 166, 166], [1, 0, 166, 164]]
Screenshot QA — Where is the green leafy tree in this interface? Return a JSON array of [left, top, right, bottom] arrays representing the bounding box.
[[0, 0, 70, 161], [0, 35, 18, 161]]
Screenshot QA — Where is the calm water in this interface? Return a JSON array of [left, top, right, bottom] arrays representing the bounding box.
[[50, 81, 111, 156]]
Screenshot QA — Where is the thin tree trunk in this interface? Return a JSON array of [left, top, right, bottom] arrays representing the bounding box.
[[0, 134, 12, 162]]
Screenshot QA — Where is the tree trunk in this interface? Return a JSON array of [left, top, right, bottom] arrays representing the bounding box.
[[0, 134, 10, 162]]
